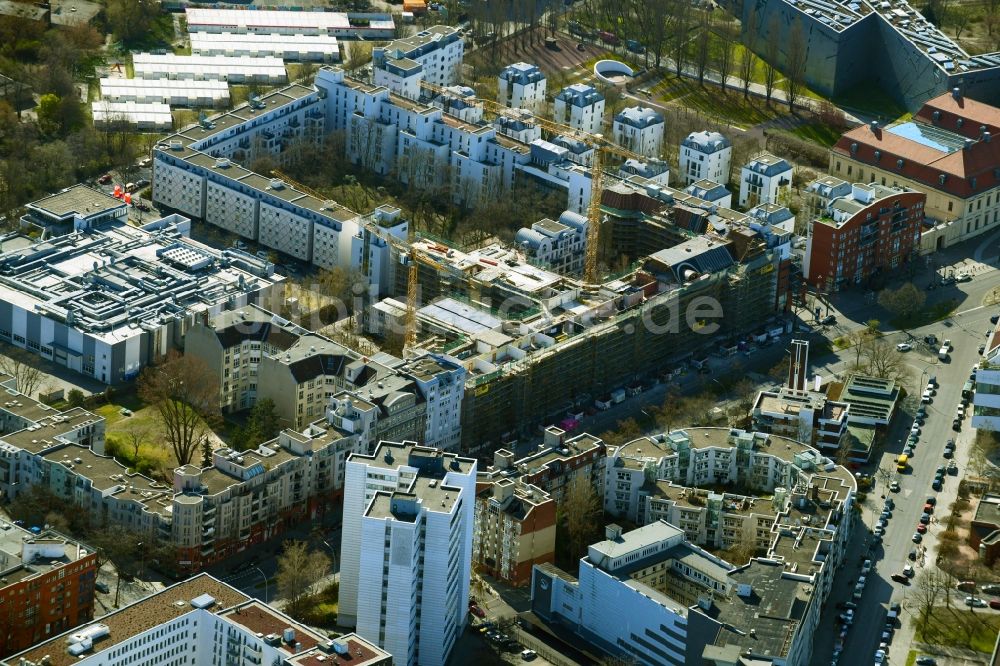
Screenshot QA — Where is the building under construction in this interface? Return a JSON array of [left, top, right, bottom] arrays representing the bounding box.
[[365, 178, 791, 453]]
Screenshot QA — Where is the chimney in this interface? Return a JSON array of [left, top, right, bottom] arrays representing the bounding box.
[[953, 86, 962, 100], [985, 131, 992, 143], [964, 138, 975, 151], [869, 120, 879, 133]]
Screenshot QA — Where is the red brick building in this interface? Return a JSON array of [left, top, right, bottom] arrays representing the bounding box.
[[0, 526, 97, 658], [804, 182, 925, 290]]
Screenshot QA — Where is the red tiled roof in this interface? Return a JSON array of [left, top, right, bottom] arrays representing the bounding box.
[[832, 123, 1000, 199], [916, 92, 1000, 139]]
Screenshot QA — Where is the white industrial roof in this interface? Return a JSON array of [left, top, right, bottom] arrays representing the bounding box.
[[132, 53, 287, 80], [186, 8, 352, 30], [91, 101, 173, 127], [100, 78, 230, 103], [189, 32, 340, 58]]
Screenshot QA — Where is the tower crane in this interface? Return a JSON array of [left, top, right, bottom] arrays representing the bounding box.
[[417, 80, 646, 285]]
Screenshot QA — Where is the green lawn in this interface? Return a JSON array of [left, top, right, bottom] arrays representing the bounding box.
[[788, 122, 844, 148], [652, 77, 788, 127], [914, 607, 1000, 653]]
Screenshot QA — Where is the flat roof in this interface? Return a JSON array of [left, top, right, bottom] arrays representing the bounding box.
[[190, 32, 341, 56], [27, 184, 124, 220], [7, 574, 249, 666], [132, 53, 287, 79]]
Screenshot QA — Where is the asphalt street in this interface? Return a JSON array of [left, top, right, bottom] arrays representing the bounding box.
[[810, 253, 1000, 665]]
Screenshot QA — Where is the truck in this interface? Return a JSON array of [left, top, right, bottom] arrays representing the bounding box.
[[897, 454, 909, 472], [939, 346, 950, 361]]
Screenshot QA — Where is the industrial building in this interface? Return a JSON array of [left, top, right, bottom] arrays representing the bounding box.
[[131, 53, 288, 84], [0, 523, 97, 659], [720, 0, 1000, 111], [804, 180, 924, 289], [99, 78, 230, 107], [533, 426, 856, 665], [4, 574, 391, 666], [0, 213, 280, 384], [185, 7, 396, 40], [91, 101, 173, 131], [830, 90, 1000, 250], [189, 32, 341, 62], [340, 441, 476, 666], [21, 184, 127, 231]]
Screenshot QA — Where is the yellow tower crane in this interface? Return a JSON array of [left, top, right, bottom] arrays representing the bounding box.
[[417, 81, 645, 285]]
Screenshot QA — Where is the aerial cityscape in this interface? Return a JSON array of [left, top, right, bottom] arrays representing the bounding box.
[[5, 0, 1000, 665]]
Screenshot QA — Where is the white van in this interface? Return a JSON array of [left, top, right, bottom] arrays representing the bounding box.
[[939, 346, 950, 361]]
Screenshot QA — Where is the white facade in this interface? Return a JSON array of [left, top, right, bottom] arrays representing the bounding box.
[[132, 53, 288, 84], [185, 7, 396, 39], [91, 101, 173, 130], [373, 25, 464, 89], [515, 210, 588, 275], [99, 78, 230, 107], [679, 130, 733, 186], [5, 574, 392, 666], [739, 153, 794, 208], [190, 32, 341, 62], [974, 337, 1000, 430], [340, 442, 476, 666], [612, 106, 664, 158], [498, 62, 547, 114], [553, 84, 605, 134]]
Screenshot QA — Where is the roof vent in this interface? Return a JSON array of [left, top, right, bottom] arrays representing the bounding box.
[[896, 159, 904, 168], [215, 158, 230, 169], [953, 86, 962, 100], [190, 594, 216, 608], [869, 120, 879, 132], [964, 138, 975, 150], [932, 110, 941, 122], [940, 173, 948, 185], [985, 131, 992, 143], [850, 142, 858, 154], [269, 179, 285, 190]]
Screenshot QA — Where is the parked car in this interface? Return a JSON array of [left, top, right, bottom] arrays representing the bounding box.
[[521, 650, 537, 661], [904, 564, 915, 577], [932, 479, 943, 491], [990, 599, 1000, 610], [915, 657, 938, 666], [95, 581, 110, 593], [469, 604, 486, 618], [958, 580, 978, 592], [913, 532, 923, 543], [891, 573, 909, 583], [890, 481, 900, 492], [821, 314, 837, 325], [981, 584, 1000, 594], [897, 342, 912, 351], [966, 596, 988, 608], [916, 523, 927, 534], [98, 173, 112, 184]]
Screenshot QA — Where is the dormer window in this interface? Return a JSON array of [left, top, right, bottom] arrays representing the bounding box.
[[896, 159, 904, 169]]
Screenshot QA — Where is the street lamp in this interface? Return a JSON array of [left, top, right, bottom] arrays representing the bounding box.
[[254, 566, 269, 603], [136, 542, 144, 580]]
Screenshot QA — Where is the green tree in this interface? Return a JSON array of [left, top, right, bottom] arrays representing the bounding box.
[[67, 388, 86, 408], [878, 282, 926, 324], [36, 93, 62, 137], [237, 398, 282, 450], [105, 0, 163, 44]]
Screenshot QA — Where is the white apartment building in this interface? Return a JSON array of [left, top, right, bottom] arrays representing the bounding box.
[[99, 78, 230, 107], [683, 179, 732, 209], [340, 442, 477, 666], [189, 32, 342, 62], [974, 323, 1000, 430], [514, 210, 588, 275], [373, 25, 464, 90], [739, 152, 793, 208], [498, 62, 547, 114], [613, 106, 664, 157], [679, 130, 733, 186], [553, 83, 605, 134], [184, 7, 396, 40], [131, 53, 288, 84], [152, 82, 364, 270], [536, 427, 856, 666], [5, 574, 392, 666]]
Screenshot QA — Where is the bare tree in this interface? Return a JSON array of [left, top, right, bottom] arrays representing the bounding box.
[[669, 0, 693, 79], [0, 347, 43, 397], [599, 417, 643, 449], [763, 14, 781, 105], [738, 5, 760, 99], [694, 12, 712, 85], [714, 21, 738, 91], [137, 351, 220, 467], [784, 18, 808, 110], [856, 337, 908, 384], [276, 540, 331, 619], [122, 423, 152, 463], [562, 475, 602, 559], [912, 570, 946, 635]]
